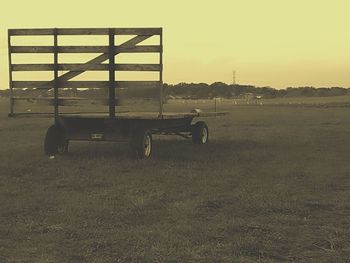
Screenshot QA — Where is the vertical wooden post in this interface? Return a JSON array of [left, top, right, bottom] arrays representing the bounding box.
[[108, 28, 116, 118], [7, 31, 14, 117], [159, 29, 163, 118], [53, 28, 59, 125]]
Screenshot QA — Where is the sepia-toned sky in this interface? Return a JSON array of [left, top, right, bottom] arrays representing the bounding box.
[[0, 0, 350, 88]]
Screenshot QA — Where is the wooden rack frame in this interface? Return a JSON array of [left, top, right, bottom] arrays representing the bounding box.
[[8, 28, 163, 121]]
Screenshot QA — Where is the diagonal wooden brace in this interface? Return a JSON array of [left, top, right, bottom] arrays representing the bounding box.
[[39, 34, 152, 88]]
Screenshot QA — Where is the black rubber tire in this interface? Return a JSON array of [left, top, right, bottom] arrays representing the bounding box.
[[44, 125, 68, 156], [192, 121, 209, 144], [130, 130, 153, 159]]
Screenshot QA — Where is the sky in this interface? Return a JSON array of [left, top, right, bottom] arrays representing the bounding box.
[[1, 0, 350, 89]]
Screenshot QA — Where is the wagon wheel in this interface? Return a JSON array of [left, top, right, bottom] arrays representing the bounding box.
[[57, 139, 69, 154], [192, 121, 209, 144], [130, 130, 153, 159], [44, 125, 69, 156]]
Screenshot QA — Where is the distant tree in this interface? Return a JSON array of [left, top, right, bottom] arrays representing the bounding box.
[[329, 87, 347, 96], [0, 89, 9, 97]]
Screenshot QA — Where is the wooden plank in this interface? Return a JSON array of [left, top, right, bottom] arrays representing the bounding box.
[[58, 81, 110, 89], [9, 28, 162, 36], [116, 45, 161, 53], [11, 46, 110, 53], [11, 112, 115, 117], [58, 98, 108, 106], [9, 28, 108, 36], [12, 64, 54, 71], [58, 28, 161, 35], [58, 64, 109, 71], [115, 64, 160, 71], [12, 63, 160, 72], [114, 28, 162, 35], [12, 80, 160, 90], [59, 46, 109, 53], [12, 81, 53, 89], [58, 28, 109, 35], [9, 28, 54, 36], [115, 81, 160, 89], [56, 98, 107, 107], [12, 97, 107, 107], [12, 81, 109, 89], [13, 97, 88, 100], [11, 46, 53, 53]]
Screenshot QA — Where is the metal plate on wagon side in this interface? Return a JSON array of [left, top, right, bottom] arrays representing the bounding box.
[[91, 133, 104, 140]]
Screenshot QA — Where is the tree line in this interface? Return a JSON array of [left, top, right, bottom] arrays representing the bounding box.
[[164, 82, 350, 99], [0, 82, 349, 99]]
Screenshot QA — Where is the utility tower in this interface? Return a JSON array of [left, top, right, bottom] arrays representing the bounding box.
[[232, 70, 236, 85]]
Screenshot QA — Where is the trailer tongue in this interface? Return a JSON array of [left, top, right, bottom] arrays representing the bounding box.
[[8, 27, 222, 158]]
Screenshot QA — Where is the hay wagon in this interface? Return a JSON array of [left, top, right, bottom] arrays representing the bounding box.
[[8, 27, 221, 158]]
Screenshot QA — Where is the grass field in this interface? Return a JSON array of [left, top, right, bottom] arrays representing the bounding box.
[[1, 97, 350, 262]]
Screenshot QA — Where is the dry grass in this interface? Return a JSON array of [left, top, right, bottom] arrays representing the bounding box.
[[0, 97, 350, 262]]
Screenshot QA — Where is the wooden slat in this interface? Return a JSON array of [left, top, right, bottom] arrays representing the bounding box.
[[58, 81, 110, 89], [13, 97, 88, 100], [58, 98, 108, 106], [12, 81, 109, 89], [11, 45, 161, 54], [114, 28, 161, 35], [58, 64, 109, 71], [12, 64, 54, 71], [58, 28, 161, 35], [12, 97, 107, 107], [58, 28, 109, 35], [10, 112, 113, 117], [115, 81, 160, 89], [12, 63, 161, 72], [13, 81, 53, 89], [115, 64, 160, 71], [59, 46, 109, 53], [13, 81, 160, 89], [9, 28, 54, 36], [11, 46, 53, 53], [9, 28, 162, 36], [11, 46, 110, 53], [116, 45, 161, 53]]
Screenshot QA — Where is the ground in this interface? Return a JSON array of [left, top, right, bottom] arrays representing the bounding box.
[[0, 97, 350, 262]]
